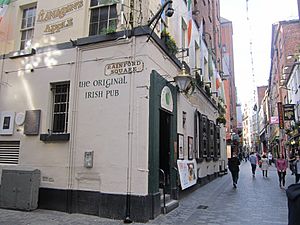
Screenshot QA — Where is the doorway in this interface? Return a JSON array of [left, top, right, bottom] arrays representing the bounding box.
[[159, 109, 171, 191]]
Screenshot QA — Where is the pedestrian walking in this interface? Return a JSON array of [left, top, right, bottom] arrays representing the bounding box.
[[249, 152, 257, 177], [289, 151, 296, 175], [260, 154, 269, 177], [293, 154, 300, 183], [268, 151, 273, 165], [228, 153, 240, 188], [276, 153, 288, 189]]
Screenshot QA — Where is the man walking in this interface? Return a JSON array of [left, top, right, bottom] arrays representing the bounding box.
[[293, 154, 300, 183], [228, 153, 240, 188], [249, 152, 258, 177]]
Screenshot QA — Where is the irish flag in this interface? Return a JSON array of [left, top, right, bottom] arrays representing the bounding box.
[[187, 0, 192, 47], [0, 0, 10, 24]]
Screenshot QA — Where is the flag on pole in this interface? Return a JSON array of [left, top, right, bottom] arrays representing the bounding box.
[[187, 0, 192, 47], [0, 0, 10, 24]]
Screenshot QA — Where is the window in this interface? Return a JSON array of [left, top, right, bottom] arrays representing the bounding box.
[[208, 0, 212, 22], [209, 120, 215, 158], [89, 1, 117, 36], [20, 6, 36, 50], [195, 41, 200, 70], [181, 18, 187, 52], [51, 82, 70, 133], [201, 115, 208, 157]]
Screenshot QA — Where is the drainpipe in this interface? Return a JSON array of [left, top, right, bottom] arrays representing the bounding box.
[[67, 45, 81, 211], [124, 36, 136, 224]]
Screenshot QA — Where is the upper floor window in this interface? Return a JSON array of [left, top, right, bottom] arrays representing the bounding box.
[[181, 18, 187, 50], [20, 6, 36, 50], [89, 1, 117, 36]]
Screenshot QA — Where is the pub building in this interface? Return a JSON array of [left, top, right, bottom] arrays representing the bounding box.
[[0, 0, 227, 222]]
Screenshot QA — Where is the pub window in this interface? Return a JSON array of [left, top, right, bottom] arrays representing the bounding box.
[[51, 82, 70, 133], [209, 120, 215, 158], [197, 111, 204, 159], [202, 115, 208, 157], [89, 1, 117, 36], [216, 125, 220, 157], [20, 5, 36, 50]]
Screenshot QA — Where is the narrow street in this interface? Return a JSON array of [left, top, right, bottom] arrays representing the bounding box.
[[0, 161, 294, 225]]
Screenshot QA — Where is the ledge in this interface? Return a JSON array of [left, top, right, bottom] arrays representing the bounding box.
[[196, 158, 204, 163], [9, 48, 36, 59], [213, 157, 219, 162], [40, 133, 70, 142], [205, 157, 212, 162]]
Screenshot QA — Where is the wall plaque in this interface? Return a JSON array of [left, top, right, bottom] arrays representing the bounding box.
[[104, 60, 144, 76], [24, 110, 41, 135]]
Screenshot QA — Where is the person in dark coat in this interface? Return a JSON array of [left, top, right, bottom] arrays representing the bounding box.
[[228, 153, 240, 188]]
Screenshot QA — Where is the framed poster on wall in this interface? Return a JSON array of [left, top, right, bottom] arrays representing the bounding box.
[[0, 112, 15, 135], [188, 136, 193, 160], [178, 133, 184, 159]]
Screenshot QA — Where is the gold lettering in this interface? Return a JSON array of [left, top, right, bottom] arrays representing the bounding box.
[[37, 10, 45, 22], [43, 18, 73, 33], [37, 0, 84, 23]]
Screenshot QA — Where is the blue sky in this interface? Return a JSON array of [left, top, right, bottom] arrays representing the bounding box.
[[220, 0, 298, 104]]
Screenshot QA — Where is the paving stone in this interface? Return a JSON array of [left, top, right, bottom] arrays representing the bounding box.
[[0, 162, 295, 225]]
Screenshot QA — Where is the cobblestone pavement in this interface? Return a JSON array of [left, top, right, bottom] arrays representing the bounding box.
[[0, 161, 295, 225]]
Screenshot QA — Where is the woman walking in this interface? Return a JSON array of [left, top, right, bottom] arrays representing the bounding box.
[[261, 154, 269, 177], [276, 153, 288, 189]]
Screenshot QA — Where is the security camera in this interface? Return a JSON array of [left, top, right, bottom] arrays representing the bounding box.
[[165, 3, 174, 17]]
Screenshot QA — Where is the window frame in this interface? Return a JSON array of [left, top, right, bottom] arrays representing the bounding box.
[[50, 82, 70, 134], [89, 2, 118, 36], [20, 5, 36, 50]]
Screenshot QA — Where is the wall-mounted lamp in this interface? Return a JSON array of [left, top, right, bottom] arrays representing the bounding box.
[[287, 54, 300, 61], [279, 85, 297, 92], [192, 10, 200, 15], [203, 81, 211, 88], [220, 71, 230, 80], [173, 65, 192, 92], [192, 67, 202, 73], [177, 48, 189, 58], [280, 79, 286, 86], [211, 91, 218, 97]]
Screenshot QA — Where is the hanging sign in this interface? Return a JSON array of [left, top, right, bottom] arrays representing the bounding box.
[[270, 116, 279, 124], [283, 104, 295, 121], [277, 102, 284, 129]]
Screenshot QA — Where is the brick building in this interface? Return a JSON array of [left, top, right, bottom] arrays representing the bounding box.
[[268, 19, 300, 156], [220, 17, 238, 154]]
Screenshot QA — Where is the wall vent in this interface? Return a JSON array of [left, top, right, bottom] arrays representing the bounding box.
[[0, 141, 20, 165]]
